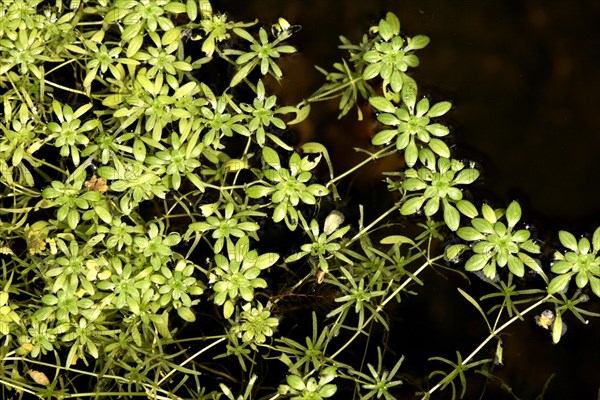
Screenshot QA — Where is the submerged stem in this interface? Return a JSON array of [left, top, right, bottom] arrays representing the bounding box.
[[422, 294, 552, 398]]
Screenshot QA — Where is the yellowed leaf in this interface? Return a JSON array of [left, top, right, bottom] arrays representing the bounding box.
[[27, 370, 50, 385]]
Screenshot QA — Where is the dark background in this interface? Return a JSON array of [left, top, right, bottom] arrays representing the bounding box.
[[218, 1, 600, 399]]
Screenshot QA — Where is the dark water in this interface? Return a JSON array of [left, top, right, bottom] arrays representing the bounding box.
[[218, 1, 600, 398]]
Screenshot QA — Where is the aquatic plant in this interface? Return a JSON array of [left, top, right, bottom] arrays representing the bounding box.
[[0, 1, 598, 399]]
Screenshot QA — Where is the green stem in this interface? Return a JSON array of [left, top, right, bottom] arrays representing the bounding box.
[[156, 336, 226, 386], [304, 75, 366, 105], [330, 255, 444, 359], [326, 144, 394, 188], [346, 202, 401, 246], [422, 293, 552, 398]]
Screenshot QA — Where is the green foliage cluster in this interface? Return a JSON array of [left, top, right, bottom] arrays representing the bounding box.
[[0, 1, 598, 399]]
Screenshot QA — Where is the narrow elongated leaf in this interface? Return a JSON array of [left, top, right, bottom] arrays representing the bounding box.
[[458, 287, 491, 331], [230, 61, 256, 87], [380, 235, 415, 246]]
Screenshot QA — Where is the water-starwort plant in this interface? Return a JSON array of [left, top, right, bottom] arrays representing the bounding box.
[[0, 1, 599, 399]]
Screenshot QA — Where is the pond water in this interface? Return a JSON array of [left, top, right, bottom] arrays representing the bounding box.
[[221, 1, 600, 398]]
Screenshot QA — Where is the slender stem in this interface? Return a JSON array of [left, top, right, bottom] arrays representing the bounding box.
[[423, 294, 552, 398], [44, 79, 88, 96], [304, 75, 366, 104], [157, 336, 226, 386], [203, 182, 253, 191], [330, 255, 443, 359], [326, 145, 394, 188], [346, 202, 401, 246]]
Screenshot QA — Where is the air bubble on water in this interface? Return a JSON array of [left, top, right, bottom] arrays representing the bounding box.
[[474, 270, 499, 283], [443, 253, 461, 265]]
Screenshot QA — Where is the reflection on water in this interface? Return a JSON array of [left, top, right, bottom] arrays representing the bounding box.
[[220, 1, 600, 398]]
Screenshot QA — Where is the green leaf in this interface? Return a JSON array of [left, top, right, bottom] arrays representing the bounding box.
[[426, 123, 450, 137], [456, 200, 478, 218], [247, 185, 275, 198], [255, 253, 280, 269], [285, 251, 307, 263], [177, 306, 196, 322], [551, 260, 571, 274], [230, 61, 256, 87], [401, 79, 417, 111], [443, 202, 460, 231], [273, 202, 287, 223], [390, 69, 404, 93], [372, 129, 397, 146], [589, 275, 600, 297], [363, 62, 381, 80], [380, 235, 415, 246], [457, 227, 485, 241], [465, 253, 491, 272], [458, 287, 490, 330], [406, 35, 430, 51], [593, 227, 600, 254], [187, 0, 198, 20], [578, 237, 591, 255], [481, 204, 497, 224], [416, 98, 429, 117], [404, 140, 418, 167], [368, 96, 396, 113], [402, 178, 427, 191], [286, 374, 305, 391], [424, 196, 440, 216], [507, 255, 524, 277], [547, 273, 572, 294], [319, 384, 337, 398], [558, 230, 578, 252], [445, 244, 468, 260], [505, 201, 521, 228], [67, 209, 80, 230], [400, 196, 425, 215], [428, 138, 450, 158], [288, 103, 311, 125], [552, 312, 563, 344], [427, 101, 452, 117], [94, 205, 113, 224], [105, 7, 129, 22], [454, 169, 480, 185], [378, 19, 394, 41], [262, 146, 281, 169], [223, 300, 235, 319], [385, 12, 401, 35]]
